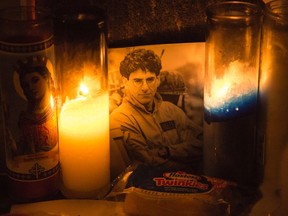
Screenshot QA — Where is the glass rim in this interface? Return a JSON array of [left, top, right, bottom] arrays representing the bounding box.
[[0, 6, 51, 23], [53, 5, 105, 24], [206, 1, 262, 22], [265, 0, 288, 22]]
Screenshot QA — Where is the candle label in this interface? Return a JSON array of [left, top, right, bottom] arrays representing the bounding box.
[[0, 37, 59, 181]]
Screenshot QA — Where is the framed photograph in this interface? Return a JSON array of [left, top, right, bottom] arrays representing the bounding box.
[[108, 42, 205, 179]]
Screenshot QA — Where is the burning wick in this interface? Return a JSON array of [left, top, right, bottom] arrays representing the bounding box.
[[78, 83, 89, 97]]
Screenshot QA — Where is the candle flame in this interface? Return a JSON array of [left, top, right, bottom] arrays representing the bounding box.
[[79, 83, 89, 96], [205, 60, 258, 109], [50, 95, 55, 107], [214, 81, 229, 99]]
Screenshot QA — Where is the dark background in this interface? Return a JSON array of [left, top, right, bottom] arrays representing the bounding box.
[[0, 0, 264, 47]]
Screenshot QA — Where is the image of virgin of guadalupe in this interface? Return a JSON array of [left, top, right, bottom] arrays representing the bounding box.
[[15, 56, 58, 155]]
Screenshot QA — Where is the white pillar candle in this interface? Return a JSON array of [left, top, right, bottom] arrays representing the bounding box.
[[59, 92, 110, 199]]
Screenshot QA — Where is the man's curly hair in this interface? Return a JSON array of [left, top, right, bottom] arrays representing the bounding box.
[[120, 49, 162, 79]]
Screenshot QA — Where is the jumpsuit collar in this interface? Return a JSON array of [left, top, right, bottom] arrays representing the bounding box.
[[123, 93, 163, 114]]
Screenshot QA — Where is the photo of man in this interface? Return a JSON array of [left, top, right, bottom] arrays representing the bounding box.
[[110, 47, 204, 179]]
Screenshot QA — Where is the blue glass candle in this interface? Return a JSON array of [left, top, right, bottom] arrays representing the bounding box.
[[203, 1, 262, 186]]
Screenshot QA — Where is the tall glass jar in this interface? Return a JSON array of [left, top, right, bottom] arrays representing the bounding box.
[[0, 6, 59, 203], [250, 1, 288, 215], [203, 1, 263, 186], [54, 6, 110, 199]]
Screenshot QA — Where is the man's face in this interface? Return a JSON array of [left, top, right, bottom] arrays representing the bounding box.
[[124, 69, 160, 107]]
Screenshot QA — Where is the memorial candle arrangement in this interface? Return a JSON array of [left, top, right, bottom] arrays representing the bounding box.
[[203, 1, 262, 186], [54, 6, 110, 198]]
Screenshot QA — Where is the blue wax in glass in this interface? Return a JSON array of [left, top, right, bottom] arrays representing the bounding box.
[[204, 91, 258, 122]]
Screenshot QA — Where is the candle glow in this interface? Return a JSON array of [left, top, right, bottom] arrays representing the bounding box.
[[59, 83, 110, 198], [204, 60, 258, 122], [79, 83, 89, 96]]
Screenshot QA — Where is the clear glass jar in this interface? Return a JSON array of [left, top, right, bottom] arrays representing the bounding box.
[[0, 6, 60, 203], [54, 6, 110, 199], [250, 0, 288, 215], [203, 1, 263, 186]]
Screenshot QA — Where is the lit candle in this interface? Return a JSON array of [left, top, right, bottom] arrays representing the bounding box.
[[53, 5, 109, 199], [203, 1, 262, 187], [203, 61, 259, 186], [204, 60, 258, 122], [58, 90, 110, 199]]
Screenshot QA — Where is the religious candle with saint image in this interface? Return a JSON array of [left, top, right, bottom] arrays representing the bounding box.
[[0, 6, 60, 203], [203, 1, 263, 186]]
